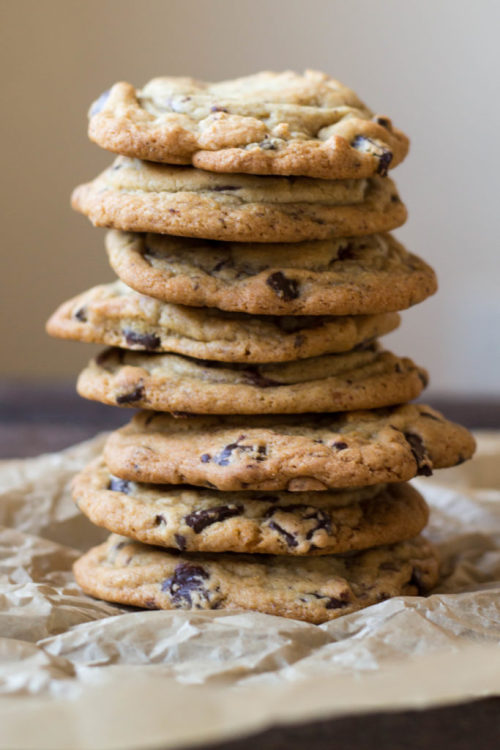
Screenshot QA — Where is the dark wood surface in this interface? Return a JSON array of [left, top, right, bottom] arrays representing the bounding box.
[[1, 382, 499, 749]]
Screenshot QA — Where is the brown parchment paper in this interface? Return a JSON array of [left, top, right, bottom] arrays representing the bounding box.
[[0, 432, 499, 750]]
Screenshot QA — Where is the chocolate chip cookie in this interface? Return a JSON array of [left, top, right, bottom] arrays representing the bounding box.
[[73, 533, 439, 623], [88, 70, 409, 179], [104, 405, 475, 491], [76, 344, 428, 414], [46, 280, 399, 363], [106, 231, 437, 316], [71, 158, 407, 243], [73, 457, 429, 555]]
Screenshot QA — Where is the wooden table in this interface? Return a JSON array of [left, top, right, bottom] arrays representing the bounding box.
[[1, 382, 499, 749]]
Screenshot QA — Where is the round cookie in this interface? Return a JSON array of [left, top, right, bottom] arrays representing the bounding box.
[[76, 344, 428, 415], [106, 231, 437, 316], [71, 158, 407, 243], [88, 70, 409, 179], [73, 458, 429, 556], [73, 534, 439, 624], [104, 404, 475, 491], [46, 280, 400, 363]]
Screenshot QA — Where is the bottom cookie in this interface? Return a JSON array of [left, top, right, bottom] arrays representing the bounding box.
[[73, 534, 439, 624]]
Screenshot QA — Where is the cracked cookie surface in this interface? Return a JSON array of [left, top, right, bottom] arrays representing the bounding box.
[[106, 231, 437, 316], [73, 458, 429, 556], [46, 280, 399, 363], [76, 344, 428, 414], [73, 533, 439, 623], [88, 70, 409, 179], [104, 404, 475, 491], [71, 157, 407, 243]]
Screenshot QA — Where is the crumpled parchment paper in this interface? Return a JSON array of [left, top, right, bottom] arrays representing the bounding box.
[[0, 432, 499, 750]]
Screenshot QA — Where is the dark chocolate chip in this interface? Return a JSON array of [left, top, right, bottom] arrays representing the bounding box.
[[213, 443, 239, 466], [308, 590, 350, 609], [154, 514, 166, 526], [90, 89, 111, 116], [336, 242, 355, 261], [267, 520, 298, 548], [211, 185, 240, 191], [266, 271, 300, 302], [200, 453, 211, 463], [185, 504, 244, 533], [116, 384, 145, 405], [404, 432, 433, 476], [259, 139, 277, 150], [375, 116, 391, 129], [351, 135, 393, 176], [409, 567, 425, 595], [333, 441, 348, 451], [74, 307, 87, 322], [243, 367, 281, 388], [161, 563, 209, 607], [211, 105, 228, 113], [108, 477, 131, 494], [174, 533, 187, 551], [123, 329, 161, 351]]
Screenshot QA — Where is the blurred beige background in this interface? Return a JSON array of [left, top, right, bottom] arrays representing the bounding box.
[[1, 0, 498, 395]]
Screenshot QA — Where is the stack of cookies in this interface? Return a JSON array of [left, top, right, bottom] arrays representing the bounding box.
[[47, 71, 475, 624]]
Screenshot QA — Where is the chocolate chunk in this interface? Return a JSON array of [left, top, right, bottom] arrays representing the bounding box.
[[336, 242, 355, 261], [303, 508, 332, 540], [90, 89, 110, 116], [211, 185, 240, 191], [161, 563, 209, 607], [404, 432, 433, 476], [108, 477, 131, 494], [243, 367, 281, 388], [267, 520, 298, 548], [200, 453, 211, 463], [116, 384, 145, 405], [259, 139, 277, 150], [333, 441, 348, 451], [185, 504, 243, 533], [74, 306, 87, 322], [154, 514, 166, 526], [409, 567, 425, 595], [376, 149, 393, 176], [325, 593, 351, 609], [210, 105, 228, 113], [123, 329, 161, 351], [174, 533, 187, 551], [351, 135, 393, 177], [266, 271, 300, 302], [375, 116, 391, 129], [213, 442, 239, 466]]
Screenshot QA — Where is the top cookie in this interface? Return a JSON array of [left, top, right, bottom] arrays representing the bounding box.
[[88, 70, 409, 179]]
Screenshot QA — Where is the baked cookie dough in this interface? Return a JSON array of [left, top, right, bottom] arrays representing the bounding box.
[[71, 157, 407, 243], [46, 280, 399, 363], [73, 458, 429, 556], [73, 533, 439, 623], [76, 344, 428, 414], [106, 230, 437, 316], [104, 404, 475, 491], [88, 70, 409, 179]]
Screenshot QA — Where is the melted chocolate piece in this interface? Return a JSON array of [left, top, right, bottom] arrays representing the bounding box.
[[74, 306, 87, 322], [351, 135, 393, 176], [185, 505, 244, 533], [161, 563, 210, 606], [267, 520, 298, 548], [116, 384, 145, 405], [108, 477, 131, 494], [154, 514, 166, 526], [174, 533, 187, 551], [266, 271, 300, 302], [404, 432, 433, 476], [332, 441, 348, 451], [123, 329, 161, 351]]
